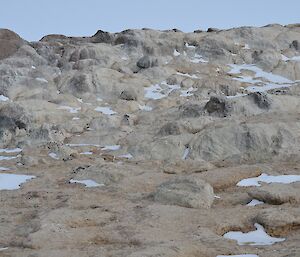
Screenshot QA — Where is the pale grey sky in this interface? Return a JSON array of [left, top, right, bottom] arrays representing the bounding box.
[[1, 0, 299, 41]]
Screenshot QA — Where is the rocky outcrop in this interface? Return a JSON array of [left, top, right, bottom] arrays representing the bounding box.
[[154, 176, 214, 208], [0, 29, 25, 60]]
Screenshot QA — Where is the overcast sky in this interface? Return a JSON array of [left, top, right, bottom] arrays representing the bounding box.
[[1, 0, 299, 41]]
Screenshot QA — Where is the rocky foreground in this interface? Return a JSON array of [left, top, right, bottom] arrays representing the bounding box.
[[0, 24, 300, 257]]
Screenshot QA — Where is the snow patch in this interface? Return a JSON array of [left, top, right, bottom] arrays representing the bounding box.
[[190, 53, 208, 63], [0, 95, 9, 102], [58, 106, 81, 114], [246, 199, 264, 206], [223, 223, 285, 246], [70, 179, 103, 188], [0, 148, 22, 153], [48, 152, 59, 160], [35, 77, 48, 83], [95, 106, 116, 115], [173, 49, 180, 56], [0, 173, 36, 190], [102, 145, 120, 151], [237, 173, 300, 187]]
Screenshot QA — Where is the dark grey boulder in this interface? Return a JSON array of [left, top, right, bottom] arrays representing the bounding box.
[[248, 92, 272, 109], [204, 96, 230, 117], [136, 56, 158, 69], [90, 30, 113, 44]]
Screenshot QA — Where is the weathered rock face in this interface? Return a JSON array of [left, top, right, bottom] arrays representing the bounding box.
[[0, 29, 25, 60], [1, 25, 300, 257], [154, 176, 214, 208]]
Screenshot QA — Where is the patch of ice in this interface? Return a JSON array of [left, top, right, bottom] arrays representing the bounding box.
[[0, 167, 10, 171], [0, 95, 9, 102], [95, 106, 116, 115], [0, 173, 36, 190], [190, 53, 208, 63], [144, 84, 166, 100], [214, 195, 221, 199], [102, 145, 120, 151], [138, 104, 153, 111], [243, 44, 251, 50], [228, 63, 296, 93], [72, 117, 80, 120], [66, 143, 100, 147], [291, 56, 300, 61], [223, 223, 285, 246], [77, 98, 83, 103], [58, 106, 81, 114], [237, 173, 300, 187], [80, 151, 93, 155], [35, 77, 48, 83], [96, 97, 103, 102], [144, 82, 181, 100], [31, 65, 36, 69], [182, 147, 189, 160], [228, 64, 293, 84], [118, 153, 133, 159], [217, 255, 259, 257], [0, 148, 22, 153], [185, 42, 196, 49], [69, 179, 103, 188], [0, 156, 18, 161], [180, 87, 196, 97], [173, 49, 180, 56], [226, 93, 247, 99], [176, 72, 199, 79], [48, 152, 59, 160], [281, 55, 300, 62], [247, 199, 264, 206]]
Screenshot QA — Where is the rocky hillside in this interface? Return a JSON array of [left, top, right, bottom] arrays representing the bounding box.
[[0, 24, 299, 257]]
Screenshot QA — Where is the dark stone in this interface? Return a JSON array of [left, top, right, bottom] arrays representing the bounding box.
[[248, 92, 272, 109], [194, 29, 204, 33], [114, 34, 139, 47], [252, 50, 263, 61], [0, 104, 30, 132], [158, 122, 181, 136], [290, 40, 299, 50], [90, 30, 113, 44], [119, 90, 137, 101], [204, 96, 229, 117], [137, 56, 151, 69], [68, 74, 90, 94], [207, 28, 220, 32], [136, 56, 158, 69]]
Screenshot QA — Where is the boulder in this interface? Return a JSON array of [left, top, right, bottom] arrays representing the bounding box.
[[254, 208, 300, 236], [154, 176, 214, 208], [0, 29, 25, 60], [248, 183, 300, 204], [204, 96, 230, 117], [248, 92, 272, 109], [136, 56, 158, 69], [119, 89, 137, 101], [90, 30, 113, 44]]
